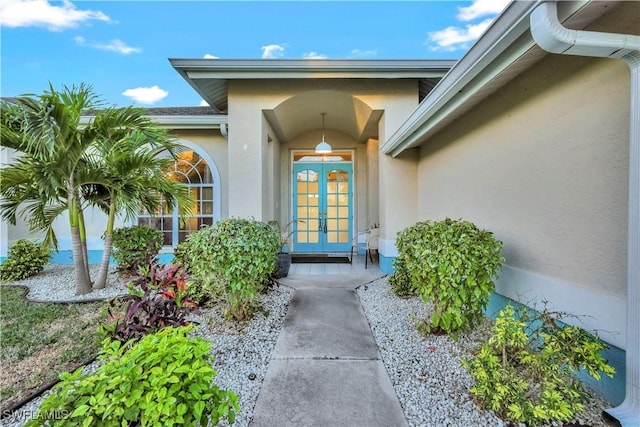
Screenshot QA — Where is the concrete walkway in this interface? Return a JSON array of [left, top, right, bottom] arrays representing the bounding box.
[[251, 274, 408, 427]]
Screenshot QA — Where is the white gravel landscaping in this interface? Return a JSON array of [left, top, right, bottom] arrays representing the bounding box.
[[2, 269, 614, 427], [357, 277, 614, 427]]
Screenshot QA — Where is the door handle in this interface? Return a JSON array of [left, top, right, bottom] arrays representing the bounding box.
[[323, 212, 328, 233], [318, 213, 323, 231]]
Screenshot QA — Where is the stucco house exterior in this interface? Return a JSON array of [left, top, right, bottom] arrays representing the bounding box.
[[1, 1, 638, 424]]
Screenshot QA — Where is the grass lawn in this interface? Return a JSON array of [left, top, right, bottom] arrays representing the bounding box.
[[0, 286, 107, 411]]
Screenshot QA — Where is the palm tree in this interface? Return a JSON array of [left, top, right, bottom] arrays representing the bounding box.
[[1, 84, 100, 294], [87, 128, 192, 289], [0, 84, 191, 295]]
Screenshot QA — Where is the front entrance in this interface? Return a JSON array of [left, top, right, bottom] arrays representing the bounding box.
[[292, 155, 353, 253]]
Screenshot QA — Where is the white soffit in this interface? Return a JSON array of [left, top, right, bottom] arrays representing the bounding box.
[[383, 0, 618, 157], [169, 59, 456, 113]]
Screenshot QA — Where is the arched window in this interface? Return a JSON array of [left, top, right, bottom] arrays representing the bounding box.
[[138, 144, 220, 247]]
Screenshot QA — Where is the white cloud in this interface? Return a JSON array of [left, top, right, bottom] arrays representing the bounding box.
[[261, 44, 285, 59], [122, 86, 168, 105], [350, 49, 378, 58], [457, 0, 510, 21], [203, 54, 218, 59], [199, 99, 209, 106], [303, 51, 327, 59], [97, 39, 141, 54], [75, 36, 141, 54], [428, 18, 493, 52], [0, 0, 110, 31]]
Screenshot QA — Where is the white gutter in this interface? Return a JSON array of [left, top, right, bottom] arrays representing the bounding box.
[[148, 115, 227, 130], [531, 2, 640, 425]]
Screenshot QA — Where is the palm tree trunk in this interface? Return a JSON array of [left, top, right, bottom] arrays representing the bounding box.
[[69, 197, 92, 295], [77, 204, 91, 283], [94, 199, 116, 289]]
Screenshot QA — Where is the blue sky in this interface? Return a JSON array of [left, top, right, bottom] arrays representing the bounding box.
[[0, 0, 510, 107]]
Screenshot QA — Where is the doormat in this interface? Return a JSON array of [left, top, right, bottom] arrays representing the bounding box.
[[292, 255, 351, 264]]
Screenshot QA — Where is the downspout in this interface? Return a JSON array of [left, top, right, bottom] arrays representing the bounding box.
[[220, 122, 228, 139], [530, 2, 640, 426]]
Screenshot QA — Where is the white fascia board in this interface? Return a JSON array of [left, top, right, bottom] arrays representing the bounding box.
[[382, 0, 591, 157], [148, 115, 227, 130], [80, 115, 227, 130], [171, 59, 455, 79]]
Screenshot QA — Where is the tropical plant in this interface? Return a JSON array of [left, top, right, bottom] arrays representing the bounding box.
[[87, 133, 191, 288], [464, 304, 615, 426], [110, 225, 164, 274], [181, 218, 280, 320], [0, 84, 191, 294], [268, 219, 302, 253], [27, 326, 239, 426], [99, 260, 197, 344], [0, 239, 50, 282], [395, 218, 504, 337]]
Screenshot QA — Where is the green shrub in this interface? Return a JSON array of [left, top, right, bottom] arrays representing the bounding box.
[[395, 218, 503, 337], [173, 240, 192, 272], [0, 239, 50, 282], [27, 326, 238, 427], [111, 225, 163, 273], [180, 218, 279, 320], [388, 257, 416, 297], [184, 274, 225, 307], [464, 305, 615, 426]]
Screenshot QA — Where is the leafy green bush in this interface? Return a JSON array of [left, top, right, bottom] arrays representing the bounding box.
[[27, 326, 238, 427], [0, 239, 50, 282], [388, 257, 416, 297], [111, 225, 163, 273], [184, 274, 226, 307], [464, 305, 615, 426], [395, 218, 503, 337], [180, 218, 279, 320], [173, 239, 192, 272], [99, 261, 197, 344]]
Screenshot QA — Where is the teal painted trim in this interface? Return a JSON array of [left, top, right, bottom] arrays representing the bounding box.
[[43, 251, 175, 266], [157, 253, 175, 264], [50, 250, 115, 265], [379, 254, 395, 275], [485, 292, 625, 406]]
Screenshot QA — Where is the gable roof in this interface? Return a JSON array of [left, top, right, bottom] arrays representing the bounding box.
[[169, 59, 456, 113]]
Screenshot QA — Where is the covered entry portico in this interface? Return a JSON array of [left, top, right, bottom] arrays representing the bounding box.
[[170, 59, 454, 255]]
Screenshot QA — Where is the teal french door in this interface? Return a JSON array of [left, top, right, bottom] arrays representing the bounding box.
[[293, 163, 353, 253]]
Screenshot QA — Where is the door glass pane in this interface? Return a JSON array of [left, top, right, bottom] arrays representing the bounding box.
[[325, 168, 350, 244]]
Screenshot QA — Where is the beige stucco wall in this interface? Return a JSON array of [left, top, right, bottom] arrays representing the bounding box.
[[228, 79, 419, 233], [417, 54, 629, 299], [416, 50, 631, 347]]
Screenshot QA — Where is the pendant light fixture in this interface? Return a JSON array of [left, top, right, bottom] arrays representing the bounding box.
[[314, 112, 332, 154]]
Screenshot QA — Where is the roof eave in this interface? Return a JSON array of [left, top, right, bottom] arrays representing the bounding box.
[[148, 115, 227, 129], [79, 114, 227, 130], [169, 59, 457, 113], [382, 0, 596, 157]]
